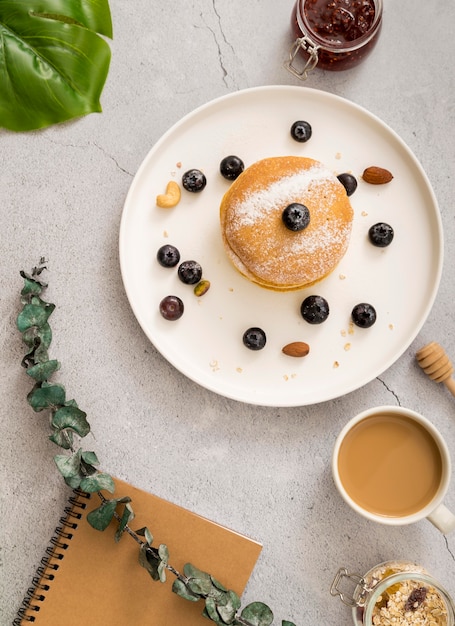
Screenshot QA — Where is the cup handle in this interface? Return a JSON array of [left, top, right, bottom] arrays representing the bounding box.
[[427, 503, 455, 534]]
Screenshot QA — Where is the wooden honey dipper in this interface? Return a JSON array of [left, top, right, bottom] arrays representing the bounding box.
[[416, 342, 455, 395]]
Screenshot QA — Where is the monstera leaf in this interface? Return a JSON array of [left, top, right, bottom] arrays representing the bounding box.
[[0, 0, 112, 131]]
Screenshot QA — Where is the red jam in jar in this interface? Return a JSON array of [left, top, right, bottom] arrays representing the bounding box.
[[286, 0, 383, 78]]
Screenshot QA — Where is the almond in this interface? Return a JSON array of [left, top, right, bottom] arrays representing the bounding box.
[[362, 166, 394, 185], [282, 341, 310, 358]]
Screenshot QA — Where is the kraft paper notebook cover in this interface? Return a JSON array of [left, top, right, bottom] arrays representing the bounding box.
[[15, 477, 262, 625]]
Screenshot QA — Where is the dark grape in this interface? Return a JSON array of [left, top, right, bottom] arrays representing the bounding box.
[[368, 223, 394, 247], [178, 260, 203, 285], [156, 244, 180, 268], [220, 155, 244, 180], [337, 173, 358, 196], [352, 303, 376, 328], [290, 120, 312, 143], [243, 327, 267, 351], [282, 203, 310, 232], [300, 295, 330, 324], [159, 295, 184, 321], [182, 169, 207, 192]]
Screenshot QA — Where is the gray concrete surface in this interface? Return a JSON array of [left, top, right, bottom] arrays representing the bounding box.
[[1, 1, 455, 624]]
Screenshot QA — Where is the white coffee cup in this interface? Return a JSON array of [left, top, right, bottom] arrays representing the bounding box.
[[332, 405, 455, 534]]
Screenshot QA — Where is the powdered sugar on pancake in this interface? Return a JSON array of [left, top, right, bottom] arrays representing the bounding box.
[[220, 157, 354, 290]]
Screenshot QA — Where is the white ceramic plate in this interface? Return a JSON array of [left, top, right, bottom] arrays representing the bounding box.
[[119, 86, 443, 407]]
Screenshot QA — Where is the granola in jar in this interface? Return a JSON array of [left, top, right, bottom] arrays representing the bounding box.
[[365, 561, 449, 626], [331, 560, 455, 626]]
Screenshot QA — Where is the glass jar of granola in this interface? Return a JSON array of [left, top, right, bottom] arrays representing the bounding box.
[[331, 560, 455, 626]]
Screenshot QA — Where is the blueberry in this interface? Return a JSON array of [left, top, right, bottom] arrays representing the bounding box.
[[177, 260, 203, 285], [243, 327, 267, 351], [290, 120, 312, 143], [300, 295, 330, 324], [352, 303, 376, 328], [159, 295, 184, 321], [182, 169, 207, 192], [156, 244, 180, 268], [282, 203, 310, 231], [337, 173, 358, 196], [368, 223, 394, 247], [220, 155, 244, 180]]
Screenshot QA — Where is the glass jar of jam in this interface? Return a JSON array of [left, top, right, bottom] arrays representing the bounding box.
[[285, 0, 383, 80], [331, 560, 455, 626]]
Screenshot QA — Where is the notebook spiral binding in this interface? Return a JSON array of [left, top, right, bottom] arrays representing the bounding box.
[[13, 490, 91, 625]]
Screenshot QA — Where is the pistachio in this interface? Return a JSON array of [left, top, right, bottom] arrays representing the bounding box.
[[362, 166, 394, 185], [194, 279, 210, 297], [282, 341, 310, 357]]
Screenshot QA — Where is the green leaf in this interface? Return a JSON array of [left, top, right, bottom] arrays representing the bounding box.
[[80, 472, 115, 493], [17, 302, 54, 332], [0, 0, 113, 131], [20, 276, 44, 297], [27, 381, 66, 411], [138, 544, 161, 581], [136, 526, 154, 546], [204, 589, 241, 625], [26, 359, 60, 382], [22, 323, 52, 349], [184, 563, 213, 596], [81, 450, 99, 466], [49, 428, 74, 449], [87, 499, 118, 531], [282, 621, 297, 626], [51, 404, 90, 437], [239, 602, 274, 626], [172, 578, 201, 603], [115, 502, 134, 542], [54, 448, 83, 488]]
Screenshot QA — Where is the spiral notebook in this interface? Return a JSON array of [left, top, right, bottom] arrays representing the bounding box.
[[15, 477, 262, 625]]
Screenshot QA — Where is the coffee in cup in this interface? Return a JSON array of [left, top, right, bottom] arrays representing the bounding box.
[[332, 406, 455, 533]]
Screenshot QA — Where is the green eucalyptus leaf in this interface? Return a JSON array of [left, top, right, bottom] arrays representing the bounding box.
[[20, 276, 44, 296], [218, 590, 241, 620], [204, 599, 223, 624], [87, 499, 117, 531], [158, 543, 169, 563], [26, 359, 60, 382], [49, 428, 74, 449], [22, 322, 52, 356], [80, 472, 115, 494], [157, 560, 167, 583], [239, 602, 274, 626], [27, 381, 66, 411], [51, 404, 90, 437], [138, 544, 161, 581], [54, 448, 83, 488], [17, 302, 54, 332], [114, 502, 134, 543], [184, 563, 213, 596], [205, 589, 241, 625], [81, 450, 99, 466], [172, 578, 201, 602], [282, 621, 297, 626], [0, 0, 113, 131], [136, 526, 153, 546]]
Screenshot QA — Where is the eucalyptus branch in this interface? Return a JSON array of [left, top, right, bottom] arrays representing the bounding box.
[[16, 261, 296, 626]]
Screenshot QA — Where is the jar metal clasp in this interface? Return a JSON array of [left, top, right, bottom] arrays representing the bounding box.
[[284, 36, 320, 81], [330, 567, 370, 607]]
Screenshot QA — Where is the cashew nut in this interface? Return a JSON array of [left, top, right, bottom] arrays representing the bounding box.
[[156, 180, 181, 208]]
